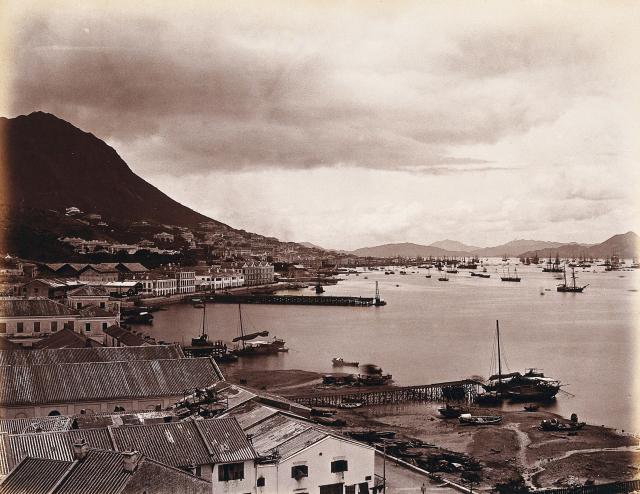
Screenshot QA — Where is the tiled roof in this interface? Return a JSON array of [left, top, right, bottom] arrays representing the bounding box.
[[81, 264, 118, 274], [4, 428, 114, 473], [110, 421, 211, 468], [209, 382, 257, 411], [196, 418, 256, 463], [0, 357, 222, 406], [218, 400, 279, 430], [0, 299, 77, 317], [103, 326, 148, 346], [77, 306, 117, 318], [0, 344, 183, 366], [33, 328, 103, 349], [117, 263, 148, 273], [0, 457, 72, 494], [0, 449, 211, 494], [0, 416, 72, 434], [0, 338, 20, 350], [67, 285, 109, 297], [275, 427, 327, 459], [72, 410, 177, 430]]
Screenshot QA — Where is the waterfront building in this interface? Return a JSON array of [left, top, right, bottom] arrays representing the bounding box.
[[241, 262, 275, 286], [175, 270, 196, 294], [78, 264, 119, 282], [0, 354, 222, 418], [0, 447, 211, 493], [0, 298, 119, 347], [65, 284, 121, 314]]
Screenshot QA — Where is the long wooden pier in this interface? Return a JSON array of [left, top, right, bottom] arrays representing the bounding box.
[[208, 294, 384, 307], [286, 380, 484, 407]]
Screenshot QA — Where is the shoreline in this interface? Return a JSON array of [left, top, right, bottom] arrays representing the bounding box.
[[223, 366, 640, 490]]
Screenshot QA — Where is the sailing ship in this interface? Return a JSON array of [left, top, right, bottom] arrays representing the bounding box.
[[500, 266, 521, 282], [483, 321, 561, 401], [425, 268, 431, 279], [232, 305, 288, 356], [557, 266, 588, 293], [542, 254, 563, 272], [438, 272, 449, 281]]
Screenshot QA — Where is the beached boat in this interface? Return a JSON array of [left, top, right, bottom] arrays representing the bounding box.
[[484, 321, 561, 401], [438, 404, 468, 418], [332, 357, 359, 367], [459, 413, 502, 425]]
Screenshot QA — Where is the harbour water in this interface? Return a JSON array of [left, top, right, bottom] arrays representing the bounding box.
[[134, 261, 639, 433]]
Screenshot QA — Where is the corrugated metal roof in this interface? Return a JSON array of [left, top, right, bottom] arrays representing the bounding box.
[[211, 382, 257, 411], [110, 421, 211, 468], [0, 299, 77, 317], [0, 416, 72, 434], [0, 457, 73, 494], [196, 418, 256, 463], [0, 345, 184, 366], [245, 415, 315, 457], [219, 400, 279, 430], [274, 427, 326, 459], [5, 428, 114, 473], [67, 285, 109, 297], [0, 357, 221, 406]]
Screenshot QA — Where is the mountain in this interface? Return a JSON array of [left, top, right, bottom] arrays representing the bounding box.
[[471, 239, 568, 257], [352, 242, 464, 258], [429, 239, 479, 252], [0, 111, 222, 228], [519, 232, 639, 259], [299, 241, 325, 250]]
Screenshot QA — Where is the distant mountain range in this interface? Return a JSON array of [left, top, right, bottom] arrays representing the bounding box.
[[352, 233, 639, 259], [429, 239, 479, 252]]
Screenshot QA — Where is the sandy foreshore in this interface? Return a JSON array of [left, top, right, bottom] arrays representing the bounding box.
[[223, 366, 640, 490]]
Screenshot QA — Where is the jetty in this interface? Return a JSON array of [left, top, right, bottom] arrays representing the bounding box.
[[286, 379, 484, 407], [207, 293, 386, 307]]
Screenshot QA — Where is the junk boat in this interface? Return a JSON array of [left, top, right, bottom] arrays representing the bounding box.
[[557, 266, 588, 293], [232, 305, 288, 356], [332, 357, 359, 367], [470, 272, 490, 278], [182, 297, 238, 362], [458, 413, 502, 425], [484, 320, 561, 401]]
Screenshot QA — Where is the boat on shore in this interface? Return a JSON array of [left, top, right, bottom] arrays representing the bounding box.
[[458, 413, 502, 425], [332, 357, 359, 367], [438, 404, 468, 418], [484, 321, 561, 401]]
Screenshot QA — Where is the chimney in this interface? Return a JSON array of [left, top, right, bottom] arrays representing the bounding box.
[[122, 451, 142, 473], [72, 439, 89, 461]]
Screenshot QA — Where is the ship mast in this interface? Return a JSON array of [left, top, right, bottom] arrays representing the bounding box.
[[496, 320, 502, 388], [238, 304, 245, 350]]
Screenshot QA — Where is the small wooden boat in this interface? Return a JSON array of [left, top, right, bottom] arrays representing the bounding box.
[[438, 404, 468, 418], [524, 404, 539, 412], [458, 413, 502, 425], [332, 357, 359, 367]]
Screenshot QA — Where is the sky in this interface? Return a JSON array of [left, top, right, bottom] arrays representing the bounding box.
[[2, 0, 639, 250]]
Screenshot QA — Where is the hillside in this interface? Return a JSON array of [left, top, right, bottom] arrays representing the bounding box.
[[352, 242, 465, 258], [471, 239, 569, 257], [0, 111, 222, 228], [429, 239, 479, 252], [519, 232, 639, 259]]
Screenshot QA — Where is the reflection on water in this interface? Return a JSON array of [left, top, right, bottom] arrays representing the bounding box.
[[133, 262, 639, 432]]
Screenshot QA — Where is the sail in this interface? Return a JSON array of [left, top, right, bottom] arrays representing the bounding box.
[[232, 330, 269, 342]]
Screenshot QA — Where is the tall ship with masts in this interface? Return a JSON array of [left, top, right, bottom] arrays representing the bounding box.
[[557, 266, 588, 293], [233, 304, 288, 356], [484, 321, 561, 401]]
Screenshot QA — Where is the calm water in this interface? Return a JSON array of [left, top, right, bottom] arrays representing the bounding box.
[[133, 261, 640, 432]]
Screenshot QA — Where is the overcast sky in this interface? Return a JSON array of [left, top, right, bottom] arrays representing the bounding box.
[[2, 0, 639, 250]]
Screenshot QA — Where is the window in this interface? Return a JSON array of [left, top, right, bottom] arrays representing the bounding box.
[[85, 323, 91, 332], [358, 482, 369, 494], [100, 302, 106, 308], [256, 477, 265, 487], [346, 486, 356, 494], [102, 322, 108, 330], [33, 322, 40, 332], [51, 321, 58, 332], [67, 321, 75, 330], [16, 322, 24, 333], [76, 302, 82, 309], [331, 460, 348, 473], [292, 465, 309, 480], [218, 462, 244, 481], [0, 323, 6, 333]]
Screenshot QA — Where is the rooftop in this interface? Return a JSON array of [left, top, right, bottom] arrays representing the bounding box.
[[33, 328, 104, 349], [0, 299, 77, 318]]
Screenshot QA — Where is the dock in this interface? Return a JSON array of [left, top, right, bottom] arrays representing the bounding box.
[[286, 379, 484, 407], [207, 294, 385, 307]]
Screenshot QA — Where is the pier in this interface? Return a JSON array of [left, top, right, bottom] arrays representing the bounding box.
[[207, 293, 385, 306], [286, 379, 484, 407]]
